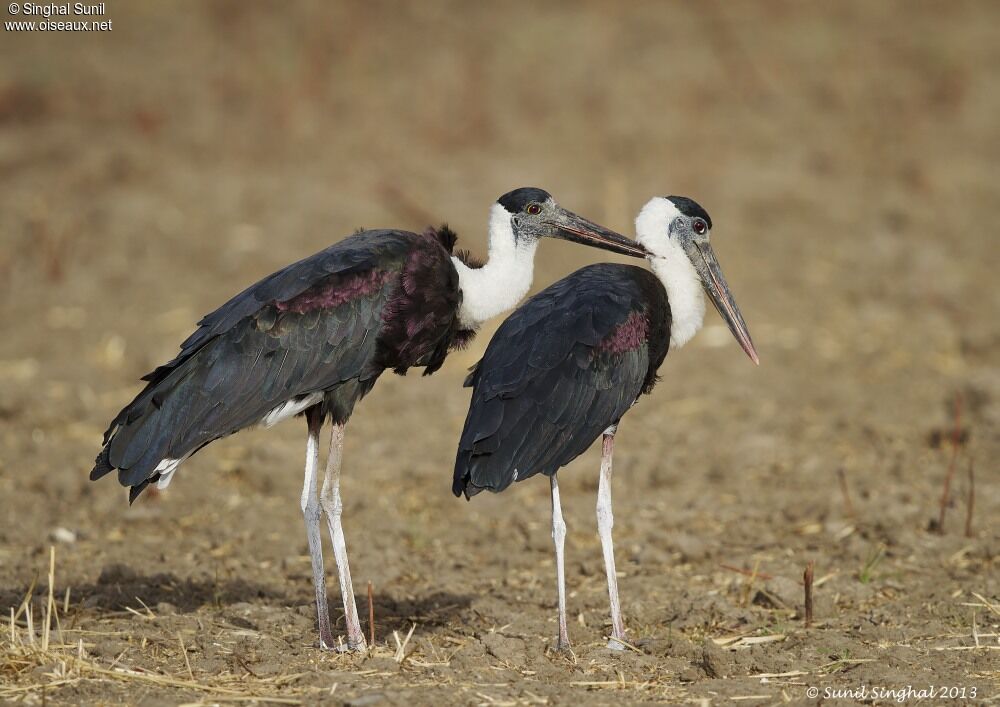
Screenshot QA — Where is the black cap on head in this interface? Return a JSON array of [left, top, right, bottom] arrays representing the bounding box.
[[498, 187, 552, 213], [666, 196, 712, 230]]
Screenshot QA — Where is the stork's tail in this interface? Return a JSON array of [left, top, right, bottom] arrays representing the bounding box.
[[90, 366, 201, 504]]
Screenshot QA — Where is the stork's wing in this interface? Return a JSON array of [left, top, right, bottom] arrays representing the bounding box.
[[93, 230, 418, 491], [142, 230, 415, 387], [453, 264, 668, 498]]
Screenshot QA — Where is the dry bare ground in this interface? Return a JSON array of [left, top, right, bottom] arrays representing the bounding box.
[[1, 2, 997, 704]]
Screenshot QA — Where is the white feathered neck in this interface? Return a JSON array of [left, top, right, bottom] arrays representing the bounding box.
[[452, 203, 537, 328], [635, 198, 705, 350]]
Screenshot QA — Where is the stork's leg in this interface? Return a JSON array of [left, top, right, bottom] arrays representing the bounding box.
[[550, 474, 571, 651], [301, 408, 335, 649], [597, 428, 627, 650], [319, 422, 367, 652]]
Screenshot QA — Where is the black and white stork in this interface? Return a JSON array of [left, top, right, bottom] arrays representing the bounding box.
[[90, 187, 647, 651], [452, 196, 758, 650]]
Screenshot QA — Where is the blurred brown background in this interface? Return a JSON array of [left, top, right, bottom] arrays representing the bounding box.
[[1, 2, 997, 704]]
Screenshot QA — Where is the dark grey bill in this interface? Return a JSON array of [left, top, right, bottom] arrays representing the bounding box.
[[695, 243, 759, 364], [546, 209, 649, 258]]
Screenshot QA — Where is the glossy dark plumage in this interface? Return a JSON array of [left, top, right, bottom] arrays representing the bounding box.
[[453, 263, 670, 498], [93, 226, 475, 502]]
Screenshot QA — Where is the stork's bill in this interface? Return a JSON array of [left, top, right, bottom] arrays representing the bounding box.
[[635, 195, 758, 365], [692, 241, 758, 365], [546, 209, 649, 258]]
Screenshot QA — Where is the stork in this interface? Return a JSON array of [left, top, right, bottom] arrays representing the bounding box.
[[452, 196, 757, 650], [91, 187, 647, 651]]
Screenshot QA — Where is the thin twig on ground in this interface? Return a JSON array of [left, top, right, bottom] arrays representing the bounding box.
[[42, 547, 55, 652], [178, 632, 194, 681], [739, 559, 762, 606], [837, 468, 855, 519], [720, 564, 774, 581], [803, 561, 815, 628], [937, 393, 962, 533], [964, 459, 975, 538], [393, 623, 416, 663]]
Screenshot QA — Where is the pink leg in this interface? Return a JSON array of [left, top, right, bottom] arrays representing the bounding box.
[[319, 422, 367, 652], [550, 474, 571, 650], [301, 409, 335, 649], [597, 430, 626, 649]]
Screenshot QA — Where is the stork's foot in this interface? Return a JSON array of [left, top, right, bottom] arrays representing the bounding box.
[[606, 636, 628, 651], [318, 631, 337, 652], [552, 638, 573, 654], [337, 638, 368, 654], [319, 635, 367, 653], [608, 631, 632, 651]]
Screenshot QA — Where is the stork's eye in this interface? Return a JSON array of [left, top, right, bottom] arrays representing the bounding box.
[[526, 203, 542, 215], [692, 218, 707, 235]]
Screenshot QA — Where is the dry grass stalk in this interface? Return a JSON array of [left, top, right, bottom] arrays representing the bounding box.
[[178, 631, 194, 681], [393, 623, 416, 663], [134, 596, 156, 619], [937, 393, 962, 533], [836, 468, 855, 519], [720, 564, 774, 581], [0, 549, 304, 705], [817, 657, 876, 674], [713, 634, 786, 650], [750, 670, 808, 679], [42, 547, 55, 652], [968, 592, 1000, 618], [739, 558, 762, 607], [10, 581, 36, 644], [25, 603, 34, 646], [803, 561, 815, 628], [2, 633, 305, 704]]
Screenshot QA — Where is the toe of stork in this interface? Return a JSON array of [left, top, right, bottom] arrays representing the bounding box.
[[606, 636, 628, 651]]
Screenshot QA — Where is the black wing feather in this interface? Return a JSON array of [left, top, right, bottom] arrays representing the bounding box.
[[93, 231, 416, 490], [137, 230, 410, 388], [93, 224, 475, 501], [453, 264, 669, 498]]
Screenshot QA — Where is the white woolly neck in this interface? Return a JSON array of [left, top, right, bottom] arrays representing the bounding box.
[[635, 198, 705, 350], [452, 203, 538, 328]]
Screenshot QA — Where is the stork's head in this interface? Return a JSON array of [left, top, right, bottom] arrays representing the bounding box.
[[493, 187, 647, 257], [636, 196, 758, 364]]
